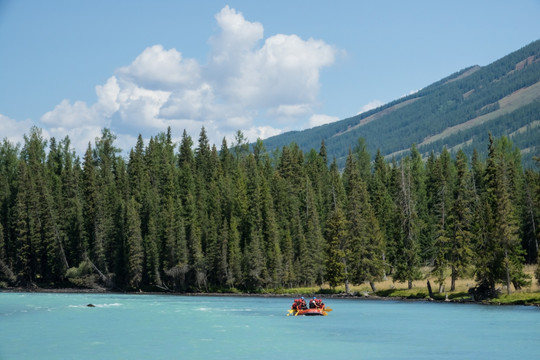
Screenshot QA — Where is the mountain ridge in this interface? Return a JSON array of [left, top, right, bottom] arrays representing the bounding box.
[[262, 40, 540, 167]]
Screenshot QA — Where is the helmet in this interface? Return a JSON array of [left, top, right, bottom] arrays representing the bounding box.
[[313, 297, 316, 300], [301, 297, 304, 300]]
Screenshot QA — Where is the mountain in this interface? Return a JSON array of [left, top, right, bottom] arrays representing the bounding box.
[[262, 40, 540, 168]]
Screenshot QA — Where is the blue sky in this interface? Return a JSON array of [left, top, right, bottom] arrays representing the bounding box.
[[1, 0, 540, 154]]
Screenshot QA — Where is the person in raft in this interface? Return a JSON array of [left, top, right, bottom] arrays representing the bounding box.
[[291, 297, 308, 311], [309, 297, 325, 309]]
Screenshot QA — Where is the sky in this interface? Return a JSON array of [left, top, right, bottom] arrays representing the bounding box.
[[1, 0, 540, 155]]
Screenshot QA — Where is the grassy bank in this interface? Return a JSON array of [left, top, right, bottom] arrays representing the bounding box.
[[270, 265, 540, 306], [3, 266, 540, 306]]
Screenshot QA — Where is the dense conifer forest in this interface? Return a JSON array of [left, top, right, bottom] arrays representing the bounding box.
[[0, 127, 539, 298]]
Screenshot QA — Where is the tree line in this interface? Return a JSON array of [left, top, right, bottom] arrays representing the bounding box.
[[0, 127, 539, 297]]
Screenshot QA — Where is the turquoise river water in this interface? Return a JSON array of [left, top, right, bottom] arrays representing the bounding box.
[[1, 292, 539, 359]]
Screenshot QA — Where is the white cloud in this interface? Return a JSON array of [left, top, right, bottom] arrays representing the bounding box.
[[114, 78, 171, 129], [358, 100, 384, 114], [159, 83, 215, 120], [24, 6, 337, 154], [0, 114, 36, 146], [117, 45, 201, 90], [309, 114, 339, 127], [211, 5, 264, 66], [95, 76, 121, 117], [41, 76, 120, 129], [220, 33, 335, 110], [41, 99, 99, 128]]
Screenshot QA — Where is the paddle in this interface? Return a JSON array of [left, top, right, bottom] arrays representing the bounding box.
[[324, 307, 333, 312], [286, 309, 294, 316]]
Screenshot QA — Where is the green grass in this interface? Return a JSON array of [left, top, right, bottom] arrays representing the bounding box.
[[488, 292, 540, 305], [375, 288, 431, 299]]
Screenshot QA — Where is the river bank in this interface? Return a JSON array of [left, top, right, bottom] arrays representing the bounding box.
[[3, 285, 540, 307]]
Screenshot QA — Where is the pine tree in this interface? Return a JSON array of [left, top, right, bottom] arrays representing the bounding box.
[[185, 192, 206, 291], [354, 137, 371, 182], [324, 205, 347, 290], [345, 152, 385, 292], [447, 150, 474, 291], [302, 177, 324, 285], [227, 216, 242, 288], [94, 129, 122, 274], [281, 228, 295, 287], [393, 157, 422, 289], [217, 218, 229, 288], [522, 169, 539, 263], [371, 149, 394, 278], [325, 158, 348, 290], [261, 176, 283, 288], [477, 134, 528, 295], [410, 145, 429, 264], [0, 139, 19, 275], [59, 137, 85, 268], [431, 148, 454, 292], [125, 197, 143, 289], [205, 213, 222, 287], [293, 206, 312, 286], [143, 214, 161, 286], [244, 227, 267, 290], [82, 143, 104, 271], [13, 161, 34, 283]]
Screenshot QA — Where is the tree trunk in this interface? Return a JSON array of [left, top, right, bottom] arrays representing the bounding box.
[[370, 281, 377, 292], [408, 279, 413, 289], [382, 252, 387, 280], [438, 283, 444, 293], [450, 266, 456, 291], [524, 178, 538, 261], [426, 280, 434, 298], [505, 249, 511, 295], [344, 261, 350, 294]]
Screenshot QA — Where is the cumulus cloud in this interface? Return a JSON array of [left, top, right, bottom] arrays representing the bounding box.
[[32, 6, 337, 154], [211, 5, 264, 66], [41, 76, 120, 129], [309, 114, 340, 127], [117, 45, 201, 90], [217, 32, 335, 110]]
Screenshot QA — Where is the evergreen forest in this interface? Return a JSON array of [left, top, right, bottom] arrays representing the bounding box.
[[0, 126, 539, 299]]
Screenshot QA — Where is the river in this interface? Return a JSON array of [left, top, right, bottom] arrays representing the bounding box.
[[0, 292, 538, 359]]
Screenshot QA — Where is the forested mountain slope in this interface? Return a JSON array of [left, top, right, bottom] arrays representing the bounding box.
[[263, 40, 540, 167]]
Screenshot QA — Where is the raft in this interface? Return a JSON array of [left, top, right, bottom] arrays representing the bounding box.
[[288, 307, 330, 316], [295, 308, 325, 316]]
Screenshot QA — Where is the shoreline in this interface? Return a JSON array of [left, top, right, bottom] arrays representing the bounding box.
[[1, 286, 521, 306], [4, 287, 540, 308]]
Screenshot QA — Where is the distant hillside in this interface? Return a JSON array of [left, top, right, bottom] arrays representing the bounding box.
[[262, 40, 540, 168]]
